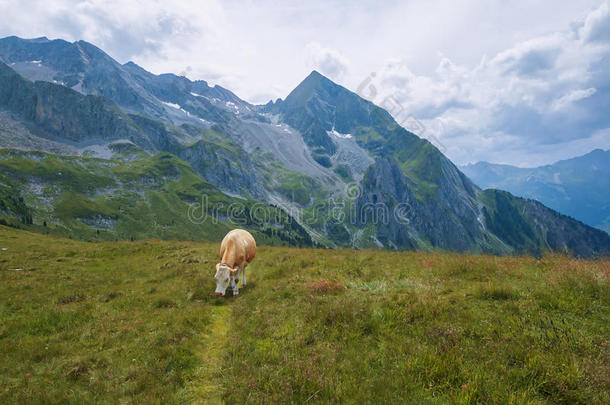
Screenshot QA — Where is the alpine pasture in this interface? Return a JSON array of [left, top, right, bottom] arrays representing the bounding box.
[[0, 226, 608, 404]]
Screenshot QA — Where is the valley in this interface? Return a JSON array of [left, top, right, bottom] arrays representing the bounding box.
[[1, 36, 608, 257]]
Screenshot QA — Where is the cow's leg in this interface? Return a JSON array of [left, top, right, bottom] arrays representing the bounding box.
[[232, 267, 240, 295], [242, 264, 247, 286]]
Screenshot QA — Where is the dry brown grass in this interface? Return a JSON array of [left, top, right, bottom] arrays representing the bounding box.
[[305, 279, 345, 293]]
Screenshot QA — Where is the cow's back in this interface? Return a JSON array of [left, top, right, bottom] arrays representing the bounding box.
[[230, 229, 256, 263], [219, 229, 256, 268], [241, 230, 256, 262]]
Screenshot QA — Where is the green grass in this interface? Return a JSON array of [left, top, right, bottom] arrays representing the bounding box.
[[479, 189, 541, 255], [258, 159, 326, 207], [0, 226, 608, 404], [0, 226, 225, 404], [276, 171, 319, 206]]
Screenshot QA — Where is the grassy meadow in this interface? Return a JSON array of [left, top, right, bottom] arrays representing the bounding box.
[[0, 225, 608, 404]]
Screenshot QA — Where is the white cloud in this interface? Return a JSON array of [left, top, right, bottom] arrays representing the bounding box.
[[551, 87, 597, 111], [0, 0, 225, 61], [356, 2, 610, 166], [490, 34, 564, 77], [580, 1, 610, 43], [305, 42, 349, 81]]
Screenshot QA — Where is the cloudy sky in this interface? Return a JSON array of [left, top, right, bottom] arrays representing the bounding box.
[[1, 0, 609, 167]]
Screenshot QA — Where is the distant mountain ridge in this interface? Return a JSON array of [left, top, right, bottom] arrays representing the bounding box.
[[0, 35, 252, 126], [1, 35, 609, 257], [461, 149, 610, 234]]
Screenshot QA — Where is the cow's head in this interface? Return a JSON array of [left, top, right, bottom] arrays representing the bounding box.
[[214, 263, 238, 296]]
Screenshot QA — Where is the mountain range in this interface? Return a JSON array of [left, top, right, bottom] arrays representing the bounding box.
[[0, 35, 608, 257], [461, 149, 610, 234]]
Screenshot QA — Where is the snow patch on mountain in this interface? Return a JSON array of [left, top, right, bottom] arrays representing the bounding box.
[[162, 101, 181, 109], [225, 101, 241, 114], [327, 128, 352, 139], [162, 101, 190, 116], [190, 92, 208, 100]]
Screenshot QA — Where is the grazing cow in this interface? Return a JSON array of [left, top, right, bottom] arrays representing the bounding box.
[[215, 229, 256, 296]]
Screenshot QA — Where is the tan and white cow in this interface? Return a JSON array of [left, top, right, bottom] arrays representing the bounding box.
[[214, 229, 256, 296]]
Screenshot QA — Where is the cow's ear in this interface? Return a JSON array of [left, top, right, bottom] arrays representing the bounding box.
[[229, 268, 238, 276]]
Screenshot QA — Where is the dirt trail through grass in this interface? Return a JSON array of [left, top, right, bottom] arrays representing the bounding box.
[[181, 303, 232, 404]]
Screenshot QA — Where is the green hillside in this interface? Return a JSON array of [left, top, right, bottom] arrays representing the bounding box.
[[1, 226, 608, 404], [0, 149, 311, 246]]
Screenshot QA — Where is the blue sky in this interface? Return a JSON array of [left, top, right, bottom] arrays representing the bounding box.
[[1, 0, 609, 167]]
